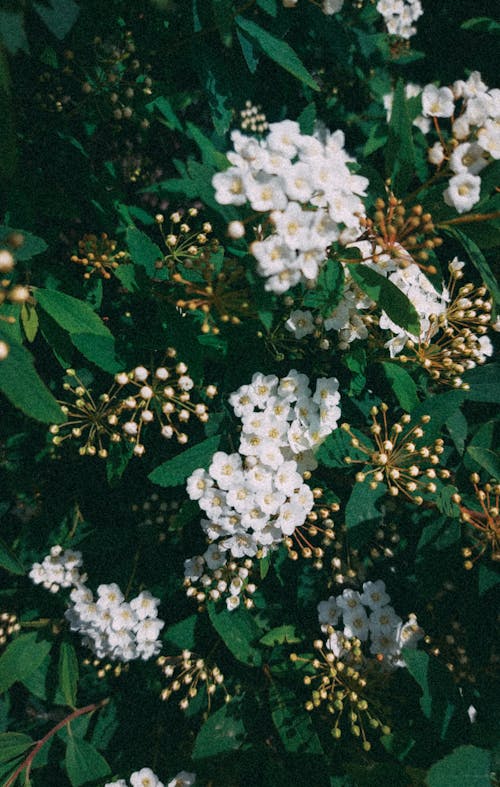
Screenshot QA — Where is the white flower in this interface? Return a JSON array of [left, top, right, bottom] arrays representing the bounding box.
[[130, 768, 164, 787], [368, 605, 402, 635], [285, 309, 315, 339], [212, 168, 247, 206], [450, 142, 488, 175], [428, 141, 445, 166], [322, 0, 344, 13], [360, 580, 391, 610], [244, 172, 288, 212], [421, 84, 455, 117], [266, 120, 302, 159], [336, 588, 362, 613], [343, 608, 370, 641], [167, 771, 196, 787], [130, 591, 160, 620], [443, 172, 482, 213], [318, 596, 340, 628], [209, 452, 244, 491]]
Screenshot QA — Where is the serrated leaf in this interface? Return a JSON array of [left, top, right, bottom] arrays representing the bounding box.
[[35, 289, 111, 338], [270, 683, 324, 754], [347, 264, 420, 335], [208, 603, 262, 666], [385, 79, 415, 194], [57, 641, 78, 708], [0, 328, 64, 424], [0, 537, 25, 575], [0, 732, 33, 764], [70, 333, 122, 373], [126, 227, 163, 277], [381, 362, 418, 411], [466, 446, 500, 480], [0, 633, 52, 694], [192, 696, 247, 759], [148, 435, 221, 487], [426, 745, 492, 786], [260, 626, 301, 646], [65, 738, 110, 787], [235, 17, 320, 91]]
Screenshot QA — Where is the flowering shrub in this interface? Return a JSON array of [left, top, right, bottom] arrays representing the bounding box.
[[0, 1, 498, 786]]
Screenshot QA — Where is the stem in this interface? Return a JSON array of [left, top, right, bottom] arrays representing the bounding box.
[[5, 698, 109, 787], [437, 210, 500, 227]]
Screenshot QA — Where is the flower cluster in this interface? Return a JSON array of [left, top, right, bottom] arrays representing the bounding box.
[[50, 359, 215, 457], [154, 208, 220, 273], [158, 649, 228, 711], [376, 0, 423, 40], [105, 769, 195, 787], [30, 546, 165, 663], [239, 100, 268, 134], [213, 122, 368, 293], [184, 371, 341, 608], [423, 73, 499, 213], [184, 555, 258, 611], [0, 249, 30, 361], [318, 580, 424, 668], [29, 545, 84, 593], [458, 474, 500, 567], [342, 404, 449, 505], [0, 612, 21, 650], [70, 233, 128, 280]]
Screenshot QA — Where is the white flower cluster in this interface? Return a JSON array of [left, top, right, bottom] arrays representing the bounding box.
[[213, 122, 368, 294], [29, 545, 84, 593], [282, 0, 344, 14], [376, 0, 423, 39], [420, 72, 499, 214], [105, 768, 195, 787], [30, 546, 164, 663], [185, 371, 341, 609], [318, 580, 424, 668]]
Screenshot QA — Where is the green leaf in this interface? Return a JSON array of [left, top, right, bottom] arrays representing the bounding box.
[[0, 633, 52, 694], [303, 259, 344, 317], [444, 227, 500, 307], [148, 435, 221, 487], [270, 683, 324, 754], [446, 409, 468, 455], [70, 333, 122, 374], [0, 537, 25, 575], [461, 17, 500, 34], [125, 227, 163, 277], [236, 28, 260, 73], [192, 696, 248, 759], [65, 738, 110, 787], [186, 122, 229, 170], [462, 364, 500, 402], [0, 49, 17, 183], [298, 102, 316, 135], [35, 289, 112, 338], [260, 626, 301, 646], [235, 17, 320, 91], [347, 264, 420, 336], [20, 303, 39, 343], [385, 78, 416, 194], [208, 603, 262, 666], [147, 95, 183, 132], [106, 441, 134, 485], [33, 0, 79, 40], [164, 615, 198, 650], [0, 227, 47, 261], [466, 446, 500, 480], [402, 649, 466, 741], [0, 732, 33, 764], [0, 11, 29, 55], [435, 486, 461, 519], [57, 641, 78, 708], [256, 0, 277, 15], [381, 362, 418, 411], [0, 328, 64, 424], [345, 482, 385, 549], [426, 745, 493, 786], [212, 0, 233, 46]]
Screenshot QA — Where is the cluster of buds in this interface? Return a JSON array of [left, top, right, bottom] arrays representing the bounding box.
[[342, 404, 449, 504], [70, 233, 128, 280], [359, 197, 442, 270], [400, 262, 495, 388], [0, 613, 21, 650], [239, 100, 268, 134], [131, 492, 178, 542], [36, 30, 153, 129], [50, 356, 216, 458], [82, 656, 126, 680], [291, 637, 390, 750], [158, 650, 229, 712], [184, 556, 258, 612], [155, 209, 252, 334], [284, 485, 339, 567], [456, 474, 499, 567]]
